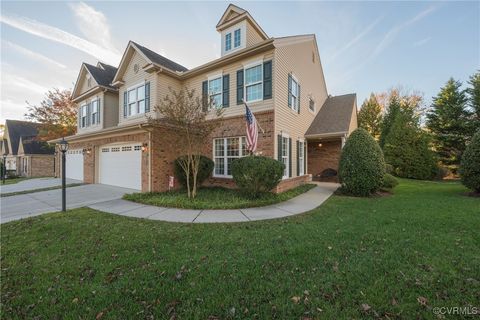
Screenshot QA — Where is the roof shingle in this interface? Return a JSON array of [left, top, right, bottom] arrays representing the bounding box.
[[132, 41, 188, 72], [5, 120, 41, 155], [84, 63, 117, 90]]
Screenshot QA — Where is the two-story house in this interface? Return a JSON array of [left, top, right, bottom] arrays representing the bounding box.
[[52, 4, 357, 192]]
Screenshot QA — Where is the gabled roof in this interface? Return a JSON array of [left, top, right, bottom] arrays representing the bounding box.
[[305, 94, 357, 137], [216, 3, 268, 40], [112, 41, 188, 84], [84, 63, 117, 90], [4, 120, 41, 155], [18, 136, 55, 155]]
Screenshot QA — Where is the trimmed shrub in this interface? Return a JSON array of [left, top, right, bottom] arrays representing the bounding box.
[[231, 156, 284, 198], [460, 131, 480, 192], [382, 173, 399, 189], [174, 155, 214, 189], [385, 163, 394, 174], [339, 128, 386, 196]]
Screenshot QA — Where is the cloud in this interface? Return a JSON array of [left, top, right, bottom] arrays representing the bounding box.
[[2, 73, 51, 95], [0, 14, 121, 64], [3, 40, 67, 69], [413, 37, 431, 47], [372, 6, 436, 58], [69, 2, 117, 53], [329, 16, 384, 62]]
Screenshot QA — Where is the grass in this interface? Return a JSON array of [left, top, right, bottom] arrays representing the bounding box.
[[123, 184, 317, 209], [1, 179, 479, 319], [0, 177, 32, 185], [0, 183, 84, 197]]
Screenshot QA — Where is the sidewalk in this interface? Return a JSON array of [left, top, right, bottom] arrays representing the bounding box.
[[88, 182, 339, 223]]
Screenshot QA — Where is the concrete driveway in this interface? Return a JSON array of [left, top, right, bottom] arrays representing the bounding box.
[[0, 177, 82, 194], [1, 184, 137, 224]]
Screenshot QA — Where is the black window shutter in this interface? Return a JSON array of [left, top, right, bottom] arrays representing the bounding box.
[[78, 107, 81, 128], [123, 91, 127, 117], [236, 69, 244, 105], [288, 74, 292, 107], [288, 138, 292, 177], [297, 84, 301, 114], [222, 74, 230, 107], [296, 140, 300, 176], [145, 82, 150, 112], [97, 98, 101, 124], [202, 80, 208, 111], [277, 134, 282, 161], [263, 61, 272, 100]]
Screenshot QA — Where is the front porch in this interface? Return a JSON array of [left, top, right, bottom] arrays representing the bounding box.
[[306, 136, 344, 182]]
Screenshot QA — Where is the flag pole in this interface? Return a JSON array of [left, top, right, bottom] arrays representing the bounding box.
[[243, 99, 265, 134]]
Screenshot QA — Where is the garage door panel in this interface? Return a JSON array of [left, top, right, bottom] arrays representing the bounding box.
[[99, 144, 142, 190], [66, 149, 83, 181]]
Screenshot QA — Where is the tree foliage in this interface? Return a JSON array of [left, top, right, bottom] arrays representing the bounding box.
[[384, 111, 437, 180], [467, 71, 480, 133], [358, 93, 383, 140], [339, 128, 386, 196], [460, 130, 480, 192], [150, 87, 223, 198], [174, 155, 214, 189], [426, 78, 471, 169], [25, 88, 77, 140]]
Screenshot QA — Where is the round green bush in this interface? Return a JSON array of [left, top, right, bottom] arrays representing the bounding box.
[[231, 156, 284, 198], [174, 155, 214, 189], [339, 128, 386, 196], [460, 131, 480, 192], [385, 163, 394, 174], [382, 173, 399, 189]]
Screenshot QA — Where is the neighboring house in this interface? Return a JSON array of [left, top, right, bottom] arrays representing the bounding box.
[[51, 4, 357, 192], [1, 120, 55, 177]]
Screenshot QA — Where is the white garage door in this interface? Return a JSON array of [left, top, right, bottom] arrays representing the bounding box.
[[66, 149, 84, 181], [99, 144, 142, 190]]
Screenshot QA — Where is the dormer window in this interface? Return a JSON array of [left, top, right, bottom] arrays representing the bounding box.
[[225, 33, 232, 52], [234, 29, 241, 48]]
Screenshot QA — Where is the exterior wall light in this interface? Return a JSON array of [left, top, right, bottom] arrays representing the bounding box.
[[141, 143, 148, 152]]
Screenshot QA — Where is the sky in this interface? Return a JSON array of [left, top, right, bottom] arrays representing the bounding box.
[[1, 1, 479, 123]]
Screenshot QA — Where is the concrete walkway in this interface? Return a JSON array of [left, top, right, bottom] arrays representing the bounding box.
[[88, 182, 339, 223], [0, 177, 81, 194]]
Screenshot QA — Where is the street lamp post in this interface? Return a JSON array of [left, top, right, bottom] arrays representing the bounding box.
[[2, 153, 6, 185], [58, 138, 69, 212]]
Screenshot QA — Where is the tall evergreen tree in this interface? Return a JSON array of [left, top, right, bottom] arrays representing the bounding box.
[[379, 95, 401, 148], [358, 93, 383, 140], [466, 71, 480, 132], [426, 78, 471, 169]]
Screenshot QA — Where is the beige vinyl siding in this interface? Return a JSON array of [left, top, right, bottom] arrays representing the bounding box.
[[156, 73, 182, 109], [76, 92, 105, 134], [347, 101, 358, 135], [246, 20, 265, 47], [273, 39, 328, 177], [79, 72, 97, 94], [103, 91, 119, 129], [183, 50, 275, 119], [118, 51, 157, 126]]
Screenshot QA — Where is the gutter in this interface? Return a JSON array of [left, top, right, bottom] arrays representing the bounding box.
[[304, 131, 348, 139], [48, 123, 149, 144]]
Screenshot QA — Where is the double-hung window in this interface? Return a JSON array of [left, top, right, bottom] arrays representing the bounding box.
[[298, 140, 305, 176], [291, 77, 299, 112], [127, 83, 145, 116], [81, 105, 87, 128], [91, 99, 99, 124], [214, 137, 246, 177], [282, 136, 289, 178], [225, 33, 232, 52], [234, 29, 241, 48], [245, 63, 263, 102], [208, 77, 222, 108]]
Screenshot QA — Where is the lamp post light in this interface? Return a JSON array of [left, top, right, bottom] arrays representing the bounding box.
[[58, 138, 69, 212], [2, 153, 6, 185]]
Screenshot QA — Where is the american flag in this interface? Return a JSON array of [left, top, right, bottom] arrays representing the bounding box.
[[245, 103, 258, 153]]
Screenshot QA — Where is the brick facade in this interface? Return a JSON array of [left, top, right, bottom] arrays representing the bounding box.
[[307, 139, 342, 181], [18, 155, 55, 177]]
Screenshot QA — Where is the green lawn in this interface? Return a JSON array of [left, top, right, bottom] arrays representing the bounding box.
[[123, 184, 316, 209], [1, 179, 479, 319], [0, 177, 31, 185]]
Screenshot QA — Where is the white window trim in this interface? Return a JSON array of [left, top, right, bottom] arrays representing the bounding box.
[[281, 132, 290, 179], [126, 81, 146, 117], [225, 33, 232, 52], [290, 74, 299, 112], [221, 21, 246, 56], [90, 97, 100, 126], [244, 60, 264, 103], [234, 28, 241, 48], [298, 138, 305, 176], [212, 136, 246, 178], [80, 104, 87, 128], [208, 73, 223, 109]]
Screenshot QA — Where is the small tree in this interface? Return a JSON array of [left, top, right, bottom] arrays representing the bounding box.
[[379, 95, 401, 148], [466, 71, 480, 133], [149, 88, 222, 198], [339, 128, 386, 196], [460, 130, 480, 193], [25, 88, 77, 140], [358, 93, 383, 140]]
